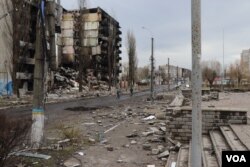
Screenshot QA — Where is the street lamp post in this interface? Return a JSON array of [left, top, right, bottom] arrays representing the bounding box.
[[142, 27, 154, 102], [191, 0, 202, 167]]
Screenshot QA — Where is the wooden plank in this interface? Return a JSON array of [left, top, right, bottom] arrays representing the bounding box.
[[209, 130, 230, 167], [220, 126, 247, 151], [176, 146, 189, 167], [230, 125, 250, 150], [202, 135, 219, 167]]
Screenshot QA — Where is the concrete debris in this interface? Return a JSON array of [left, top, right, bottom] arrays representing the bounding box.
[[83, 122, 96, 126], [126, 132, 138, 138], [160, 126, 166, 132], [63, 157, 81, 167], [157, 145, 165, 153], [157, 150, 170, 158], [175, 142, 182, 150], [58, 139, 71, 145], [142, 143, 152, 151], [148, 137, 164, 143], [76, 151, 84, 156], [171, 162, 177, 167], [100, 139, 109, 144], [147, 165, 155, 167], [151, 148, 160, 155], [169, 94, 184, 107], [148, 121, 156, 125], [142, 131, 154, 137], [52, 67, 111, 96], [143, 115, 156, 121], [125, 106, 132, 112], [130, 140, 137, 145], [149, 127, 160, 133], [167, 137, 177, 145], [117, 159, 123, 163], [106, 145, 114, 151], [15, 152, 51, 160], [88, 137, 96, 143], [161, 158, 168, 161], [122, 144, 130, 148], [155, 113, 166, 120]]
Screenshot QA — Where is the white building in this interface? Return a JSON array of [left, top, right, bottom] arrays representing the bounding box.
[[241, 49, 250, 73], [0, 0, 12, 95]]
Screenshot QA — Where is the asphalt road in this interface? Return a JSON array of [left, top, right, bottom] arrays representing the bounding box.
[[0, 85, 174, 120]]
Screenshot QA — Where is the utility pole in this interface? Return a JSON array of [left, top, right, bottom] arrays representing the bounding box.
[[79, 0, 86, 92], [177, 66, 179, 84], [142, 26, 154, 102], [222, 29, 225, 90], [150, 37, 154, 102], [168, 58, 170, 91], [47, 0, 57, 70], [31, 0, 46, 148], [191, 0, 202, 167]]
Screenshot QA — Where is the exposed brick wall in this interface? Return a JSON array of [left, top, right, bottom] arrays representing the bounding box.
[[166, 107, 247, 142]]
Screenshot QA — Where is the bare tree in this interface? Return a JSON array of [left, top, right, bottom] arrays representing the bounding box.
[[126, 30, 137, 90], [159, 66, 167, 84], [201, 60, 221, 88], [137, 66, 150, 81], [228, 59, 245, 87]]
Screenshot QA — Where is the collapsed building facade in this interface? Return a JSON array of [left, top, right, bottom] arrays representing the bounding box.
[[0, 0, 122, 95], [61, 7, 122, 87]]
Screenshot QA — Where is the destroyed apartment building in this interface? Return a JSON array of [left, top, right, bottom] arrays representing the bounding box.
[[0, 0, 122, 95], [61, 7, 122, 89]]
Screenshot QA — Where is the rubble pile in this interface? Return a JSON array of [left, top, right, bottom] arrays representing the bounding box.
[[54, 67, 80, 90], [53, 67, 110, 93]]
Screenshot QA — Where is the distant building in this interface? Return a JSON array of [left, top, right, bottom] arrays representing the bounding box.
[[158, 64, 191, 84], [241, 49, 250, 73]]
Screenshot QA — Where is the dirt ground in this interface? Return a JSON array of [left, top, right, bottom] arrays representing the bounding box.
[[5, 91, 250, 167], [6, 93, 174, 167]]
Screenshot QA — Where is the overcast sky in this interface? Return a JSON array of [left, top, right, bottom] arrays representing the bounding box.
[[61, 0, 250, 69]]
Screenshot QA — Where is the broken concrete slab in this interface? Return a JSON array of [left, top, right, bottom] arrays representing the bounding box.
[[160, 126, 166, 132], [130, 140, 137, 145], [15, 152, 51, 160], [169, 94, 184, 107], [142, 131, 154, 137], [143, 115, 156, 121], [157, 150, 170, 158], [63, 157, 81, 167]]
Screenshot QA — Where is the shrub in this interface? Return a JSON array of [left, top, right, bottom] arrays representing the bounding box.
[[0, 114, 32, 167]]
